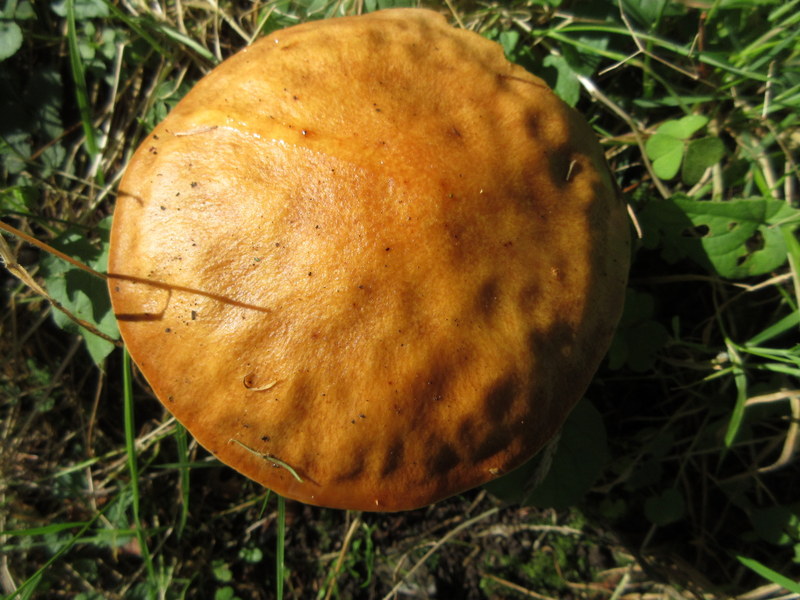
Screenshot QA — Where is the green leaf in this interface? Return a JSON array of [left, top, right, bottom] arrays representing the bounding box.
[[238, 546, 263, 564], [0, 132, 30, 174], [487, 400, 608, 509], [498, 30, 520, 57], [646, 133, 683, 180], [214, 587, 235, 600], [750, 505, 800, 545], [639, 196, 800, 278], [608, 290, 669, 372], [565, 33, 608, 77], [682, 137, 726, 185], [610, 320, 669, 372], [657, 115, 708, 139], [75, 592, 106, 600], [25, 68, 65, 140], [0, 21, 23, 62], [40, 218, 119, 364], [646, 116, 714, 181], [40, 143, 67, 178], [525, 400, 608, 509], [621, 0, 670, 28], [542, 54, 581, 106], [645, 488, 685, 525], [50, 0, 109, 19], [377, 0, 415, 7], [211, 560, 233, 583], [781, 222, 800, 299], [646, 133, 681, 161], [652, 143, 684, 179], [15, 1, 37, 19], [1, 186, 36, 213]]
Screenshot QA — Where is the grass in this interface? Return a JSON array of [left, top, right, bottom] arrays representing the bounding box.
[[1, 0, 799, 598]]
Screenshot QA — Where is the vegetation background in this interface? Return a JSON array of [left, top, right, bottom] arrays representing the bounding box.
[[1, 0, 798, 598]]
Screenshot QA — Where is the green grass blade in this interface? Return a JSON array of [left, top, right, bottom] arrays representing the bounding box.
[[101, 0, 171, 57], [723, 341, 748, 449], [258, 490, 272, 519], [152, 22, 217, 64], [745, 310, 800, 347], [2, 522, 90, 537], [66, 0, 102, 184], [277, 495, 286, 600], [781, 225, 800, 310], [4, 514, 104, 599], [737, 556, 800, 593], [123, 349, 156, 586], [174, 423, 190, 539], [756, 362, 800, 378]]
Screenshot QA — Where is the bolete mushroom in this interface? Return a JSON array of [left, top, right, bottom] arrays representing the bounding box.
[[108, 8, 630, 511]]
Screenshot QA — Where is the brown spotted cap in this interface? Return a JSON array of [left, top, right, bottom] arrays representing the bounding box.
[[108, 8, 630, 511]]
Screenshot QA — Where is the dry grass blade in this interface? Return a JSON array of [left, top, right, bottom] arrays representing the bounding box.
[[0, 233, 119, 346], [0, 221, 107, 281], [381, 507, 498, 600], [323, 513, 363, 600], [479, 571, 558, 600]]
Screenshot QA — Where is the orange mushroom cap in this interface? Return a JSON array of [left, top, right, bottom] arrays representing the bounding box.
[[108, 8, 630, 511]]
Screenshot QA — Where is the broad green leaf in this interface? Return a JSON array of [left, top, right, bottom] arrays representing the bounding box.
[[50, 0, 109, 19], [0, 21, 23, 62], [645, 488, 685, 525], [682, 136, 726, 185], [561, 32, 608, 79], [14, 1, 37, 19], [646, 134, 684, 180], [750, 505, 800, 545], [639, 196, 800, 278], [40, 217, 119, 364], [647, 116, 715, 181], [486, 400, 608, 509], [75, 591, 106, 600], [0, 186, 36, 213], [40, 143, 67, 178], [375, 0, 415, 8], [525, 400, 608, 509], [542, 54, 581, 106], [652, 148, 683, 180], [212, 559, 233, 583], [238, 546, 264, 563], [621, 0, 669, 28], [498, 30, 520, 57], [24, 68, 65, 140], [608, 289, 669, 372], [781, 223, 800, 298], [609, 320, 669, 372], [646, 132, 682, 161], [657, 115, 708, 139], [214, 587, 236, 600], [1, 132, 31, 174]]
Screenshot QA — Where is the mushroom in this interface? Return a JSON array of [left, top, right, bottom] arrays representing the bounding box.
[[108, 8, 630, 511]]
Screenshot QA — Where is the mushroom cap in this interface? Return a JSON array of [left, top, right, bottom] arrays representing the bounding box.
[[108, 8, 630, 511]]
